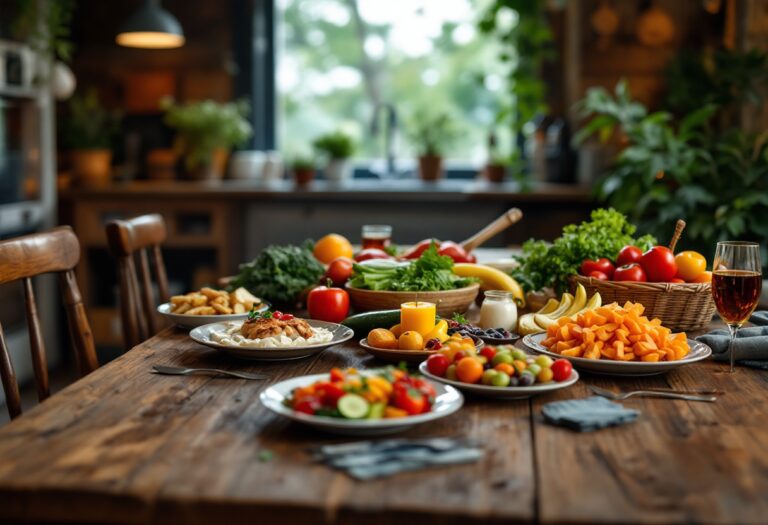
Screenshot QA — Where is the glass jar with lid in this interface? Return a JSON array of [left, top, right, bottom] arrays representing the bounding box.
[[478, 290, 518, 331]]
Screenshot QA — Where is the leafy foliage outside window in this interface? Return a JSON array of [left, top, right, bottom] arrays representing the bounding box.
[[577, 64, 768, 270]]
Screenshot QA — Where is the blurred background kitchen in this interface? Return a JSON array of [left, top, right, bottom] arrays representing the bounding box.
[[1, 0, 767, 409]]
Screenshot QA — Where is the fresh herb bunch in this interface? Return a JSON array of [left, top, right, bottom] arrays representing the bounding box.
[[511, 208, 656, 293], [230, 242, 324, 307], [349, 243, 476, 291]]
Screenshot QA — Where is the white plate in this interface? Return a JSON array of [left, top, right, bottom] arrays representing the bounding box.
[[522, 333, 712, 376], [190, 319, 354, 361], [158, 301, 269, 329], [418, 361, 579, 399], [260, 371, 463, 435]]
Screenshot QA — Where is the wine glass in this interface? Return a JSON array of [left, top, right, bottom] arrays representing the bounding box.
[[711, 241, 763, 373]]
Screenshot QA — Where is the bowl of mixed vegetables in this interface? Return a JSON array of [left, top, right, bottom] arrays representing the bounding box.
[[259, 366, 463, 435], [346, 244, 480, 316]]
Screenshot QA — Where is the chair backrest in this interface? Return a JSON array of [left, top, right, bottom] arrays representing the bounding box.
[[0, 226, 98, 419], [106, 214, 170, 350]]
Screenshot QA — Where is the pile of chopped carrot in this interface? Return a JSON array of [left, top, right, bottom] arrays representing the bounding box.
[[541, 302, 689, 362]]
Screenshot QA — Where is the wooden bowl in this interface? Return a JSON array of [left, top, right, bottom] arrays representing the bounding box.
[[345, 283, 480, 317]]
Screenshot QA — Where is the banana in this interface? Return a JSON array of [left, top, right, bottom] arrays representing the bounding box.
[[452, 263, 525, 307], [583, 291, 602, 311], [537, 298, 560, 315], [518, 313, 545, 335], [541, 293, 573, 320], [561, 283, 587, 318]]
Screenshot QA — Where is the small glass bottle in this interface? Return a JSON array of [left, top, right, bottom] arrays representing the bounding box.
[[479, 290, 518, 331]]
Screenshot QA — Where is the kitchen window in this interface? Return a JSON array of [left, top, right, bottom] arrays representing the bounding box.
[[275, 0, 510, 171]]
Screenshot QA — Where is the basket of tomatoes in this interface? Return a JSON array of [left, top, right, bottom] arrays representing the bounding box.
[[570, 220, 716, 331]]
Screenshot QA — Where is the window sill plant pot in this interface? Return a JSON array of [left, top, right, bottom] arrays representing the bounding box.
[[188, 148, 229, 181], [418, 154, 443, 181], [313, 130, 355, 182], [293, 166, 316, 186], [485, 163, 506, 183], [325, 158, 352, 181], [71, 149, 112, 186]]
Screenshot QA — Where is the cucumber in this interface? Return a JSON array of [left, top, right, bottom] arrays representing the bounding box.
[[367, 402, 385, 420], [337, 394, 370, 419], [341, 310, 401, 337]]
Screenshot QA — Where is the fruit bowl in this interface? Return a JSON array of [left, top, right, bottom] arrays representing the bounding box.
[[346, 283, 480, 317]]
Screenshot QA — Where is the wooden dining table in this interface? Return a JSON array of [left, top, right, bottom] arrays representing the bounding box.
[[0, 320, 766, 525]]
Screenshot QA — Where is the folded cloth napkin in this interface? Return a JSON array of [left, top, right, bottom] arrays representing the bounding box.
[[542, 396, 640, 432], [310, 438, 483, 480], [696, 311, 768, 366]]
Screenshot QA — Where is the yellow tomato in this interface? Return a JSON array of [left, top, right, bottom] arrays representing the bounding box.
[[367, 328, 398, 349], [674, 251, 707, 281], [398, 330, 424, 350], [313, 234, 353, 264], [690, 270, 712, 283]]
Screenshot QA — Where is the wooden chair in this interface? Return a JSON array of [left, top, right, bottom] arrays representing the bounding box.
[[0, 226, 98, 419], [106, 214, 170, 350]]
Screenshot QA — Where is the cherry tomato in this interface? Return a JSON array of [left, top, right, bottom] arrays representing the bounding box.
[[614, 263, 647, 282], [674, 251, 707, 282], [329, 367, 345, 383], [293, 395, 321, 415], [579, 258, 615, 279], [588, 270, 609, 281], [392, 381, 427, 415], [640, 246, 678, 282], [691, 270, 712, 283], [479, 346, 497, 362], [325, 257, 354, 286], [355, 248, 393, 262], [551, 359, 573, 382], [411, 377, 436, 404], [307, 284, 350, 323], [272, 311, 284, 319], [316, 383, 345, 407], [426, 353, 451, 377], [670, 278, 685, 283], [616, 245, 643, 267]]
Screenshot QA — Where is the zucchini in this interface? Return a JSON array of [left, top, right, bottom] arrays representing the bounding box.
[[341, 310, 401, 337], [337, 394, 369, 419]]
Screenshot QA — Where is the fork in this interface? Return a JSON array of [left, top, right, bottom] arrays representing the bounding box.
[[151, 365, 269, 380], [588, 385, 717, 403]]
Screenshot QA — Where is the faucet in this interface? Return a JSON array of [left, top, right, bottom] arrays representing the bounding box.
[[370, 103, 398, 177]]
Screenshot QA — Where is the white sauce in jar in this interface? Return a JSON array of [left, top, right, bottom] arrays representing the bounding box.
[[479, 290, 518, 331]]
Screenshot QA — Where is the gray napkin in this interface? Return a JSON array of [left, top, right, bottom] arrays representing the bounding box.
[[310, 438, 483, 480], [696, 311, 768, 366], [542, 396, 640, 432]]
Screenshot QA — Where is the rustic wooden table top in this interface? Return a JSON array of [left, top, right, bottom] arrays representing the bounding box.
[[0, 324, 765, 525]]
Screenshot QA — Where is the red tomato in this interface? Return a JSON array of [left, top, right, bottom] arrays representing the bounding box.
[[324, 257, 354, 286], [316, 383, 345, 407], [579, 258, 615, 279], [670, 278, 686, 283], [307, 285, 350, 323], [438, 241, 475, 263], [616, 245, 643, 267], [614, 263, 647, 282], [293, 395, 321, 415], [551, 359, 573, 382], [355, 248, 393, 262], [640, 246, 678, 282], [426, 353, 451, 377], [588, 270, 609, 281], [479, 346, 497, 362], [410, 377, 436, 406], [329, 368, 345, 382], [392, 381, 427, 415], [402, 239, 436, 259]]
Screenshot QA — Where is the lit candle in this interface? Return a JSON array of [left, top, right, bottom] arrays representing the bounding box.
[[400, 301, 436, 336]]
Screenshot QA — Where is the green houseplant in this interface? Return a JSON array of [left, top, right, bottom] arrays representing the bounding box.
[[576, 77, 768, 270], [313, 131, 355, 182], [63, 90, 120, 186], [162, 99, 252, 180], [288, 154, 316, 186], [407, 110, 459, 181]]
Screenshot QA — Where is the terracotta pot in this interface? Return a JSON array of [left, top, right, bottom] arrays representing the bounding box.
[[71, 149, 112, 187], [293, 167, 316, 186], [187, 148, 229, 180], [485, 164, 507, 183], [418, 155, 443, 181]]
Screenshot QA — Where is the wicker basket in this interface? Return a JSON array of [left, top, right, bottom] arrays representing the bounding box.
[[569, 275, 716, 331]]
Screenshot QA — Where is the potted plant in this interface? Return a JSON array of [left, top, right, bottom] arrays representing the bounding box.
[[483, 132, 508, 183], [162, 99, 252, 180], [289, 154, 316, 186], [313, 131, 355, 181], [63, 90, 120, 186], [407, 110, 458, 181]]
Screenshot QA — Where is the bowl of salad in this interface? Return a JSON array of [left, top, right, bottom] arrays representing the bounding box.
[[259, 367, 463, 435]]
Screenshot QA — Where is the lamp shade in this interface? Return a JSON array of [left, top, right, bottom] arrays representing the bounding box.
[[116, 0, 185, 49]]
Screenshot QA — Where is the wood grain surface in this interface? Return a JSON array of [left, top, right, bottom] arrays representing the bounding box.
[[0, 325, 764, 524]]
